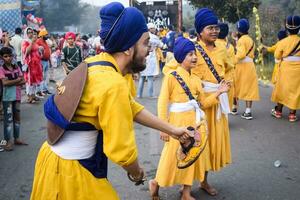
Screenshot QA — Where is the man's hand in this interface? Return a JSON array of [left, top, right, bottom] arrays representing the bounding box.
[[160, 132, 169, 142], [170, 127, 195, 143]]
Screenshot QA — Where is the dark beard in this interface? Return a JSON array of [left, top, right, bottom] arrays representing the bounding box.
[[129, 48, 146, 73]]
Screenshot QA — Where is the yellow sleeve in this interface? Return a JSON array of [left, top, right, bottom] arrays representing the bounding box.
[[99, 81, 138, 166], [130, 96, 144, 117], [235, 38, 247, 63], [157, 75, 172, 121], [197, 81, 219, 109], [274, 41, 284, 60], [267, 43, 277, 53], [224, 49, 234, 73]]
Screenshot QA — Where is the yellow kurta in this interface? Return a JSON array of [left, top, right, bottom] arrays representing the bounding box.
[[234, 35, 260, 101], [216, 39, 235, 109], [31, 52, 144, 200], [155, 67, 218, 186], [267, 43, 280, 84], [192, 40, 232, 171], [271, 35, 300, 110], [162, 57, 179, 75]]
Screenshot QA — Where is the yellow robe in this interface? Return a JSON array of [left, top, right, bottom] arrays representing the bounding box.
[[30, 52, 144, 200], [216, 39, 235, 109], [271, 35, 300, 110], [192, 40, 232, 171], [267, 43, 280, 84], [234, 35, 260, 101], [155, 67, 219, 186]]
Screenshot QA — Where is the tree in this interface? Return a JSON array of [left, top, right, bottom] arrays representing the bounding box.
[[188, 0, 261, 23], [36, 0, 88, 31]]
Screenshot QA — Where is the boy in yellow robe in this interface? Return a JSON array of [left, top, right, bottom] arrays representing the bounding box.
[[232, 18, 260, 120], [192, 8, 233, 196], [149, 37, 230, 200], [263, 30, 287, 85], [30, 3, 193, 200], [271, 15, 300, 122]]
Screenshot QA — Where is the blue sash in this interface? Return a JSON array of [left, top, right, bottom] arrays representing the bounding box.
[[43, 61, 117, 178]]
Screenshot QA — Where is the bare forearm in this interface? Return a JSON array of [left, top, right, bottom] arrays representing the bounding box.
[[134, 109, 176, 135]]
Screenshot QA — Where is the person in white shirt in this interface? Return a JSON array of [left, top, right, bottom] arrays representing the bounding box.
[[10, 28, 23, 69]]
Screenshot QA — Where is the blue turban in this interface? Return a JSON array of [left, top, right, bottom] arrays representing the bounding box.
[[218, 22, 229, 39], [277, 29, 287, 40], [99, 2, 148, 53], [173, 37, 195, 63], [237, 18, 249, 34], [194, 8, 218, 34], [285, 15, 300, 30]]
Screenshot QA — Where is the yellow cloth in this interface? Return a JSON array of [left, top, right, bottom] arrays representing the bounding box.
[[31, 52, 144, 200], [271, 35, 300, 110], [267, 43, 279, 84], [234, 35, 260, 101], [216, 39, 235, 109], [158, 29, 167, 38], [155, 67, 218, 186], [192, 40, 232, 171], [125, 74, 137, 98], [162, 57, 179, 75], [183, 32, 189, 38]]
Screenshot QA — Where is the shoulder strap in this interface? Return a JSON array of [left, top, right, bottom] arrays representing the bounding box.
[[195, 44, 223, 83], [289, 40, 300, 56], [246, 41, 254, 56], [170, 71, 195, 101], [87, 61, 117, 71]]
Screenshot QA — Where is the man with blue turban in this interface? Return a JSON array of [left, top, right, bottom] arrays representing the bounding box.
[[192, 8, 233, 196], [30, 2, 193, 200], [233, 18, 260, 120], [271, 15, 300, 122]]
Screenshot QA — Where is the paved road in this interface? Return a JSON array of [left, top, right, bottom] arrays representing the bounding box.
[[0, 72, 300, 200]]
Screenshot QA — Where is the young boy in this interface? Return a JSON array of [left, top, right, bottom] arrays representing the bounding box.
[[0, 47, 27, 151], [149, 37, 229, 200]]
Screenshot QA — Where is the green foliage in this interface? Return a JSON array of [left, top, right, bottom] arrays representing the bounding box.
[[188, 0, 261, 23]]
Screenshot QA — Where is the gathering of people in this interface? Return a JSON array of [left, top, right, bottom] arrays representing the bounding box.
[[0, 1, 299, 200]]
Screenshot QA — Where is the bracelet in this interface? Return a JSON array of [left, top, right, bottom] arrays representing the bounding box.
[[127, 172, 146, 186]]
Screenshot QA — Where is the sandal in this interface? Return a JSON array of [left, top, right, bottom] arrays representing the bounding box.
[[288, 113, 297, 122], [271, 108, 282, 119], [27, 98, 36, 104], [3, 141, 13, 151], [14, 139, 28, 145]]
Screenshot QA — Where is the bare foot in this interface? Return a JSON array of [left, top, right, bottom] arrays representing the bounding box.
[[148, 179, 160, 200], [181, 193, 196, 200], [200, 183, 218, 196]]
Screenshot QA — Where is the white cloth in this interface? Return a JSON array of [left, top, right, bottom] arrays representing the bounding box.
[[239, 56, 253, 63], [169, 99, 205, 124], [283, 56, 300, 62], [274, 59, 280, 63], [51, 130, 98, 160], [140, 33, 161, 76], [202, 81, 230, 120], [10, 34, 23, 62]]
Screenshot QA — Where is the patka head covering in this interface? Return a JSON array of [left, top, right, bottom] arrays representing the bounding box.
[[38, 29, 48, 37], [99, 2, 148, 53], [65, 32, 76, 40], [237, 18, 249, 34], [218, 22, 229, 39], [173, 37, 195, 63], [194, 8, 218, 34], [285, 15, 300, 30], [277, 29, 287, 40]]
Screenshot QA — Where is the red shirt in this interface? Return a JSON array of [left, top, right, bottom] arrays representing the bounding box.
[[36, 38, 51, 60]]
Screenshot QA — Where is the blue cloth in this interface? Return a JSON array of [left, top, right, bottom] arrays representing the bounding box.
[[277, 29, 287, 40], [194, 8, 218, 34], [218, 22, 229, 39], [0, 0, 22, 34], [286, 15, 300, 30], [173, 37, 195, 63], [44, 95, 108, 178], [237, 18, 249, 34], [99, 2, 148, 53]]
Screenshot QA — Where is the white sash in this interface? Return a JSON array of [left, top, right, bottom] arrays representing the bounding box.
[[239, 56, 253, 63], [283, 56, 300, 62], [274, 59, 280, 64], [202, 81, 230, 120], [169, 99, 205, 124], [51, 130, 98, 160]]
